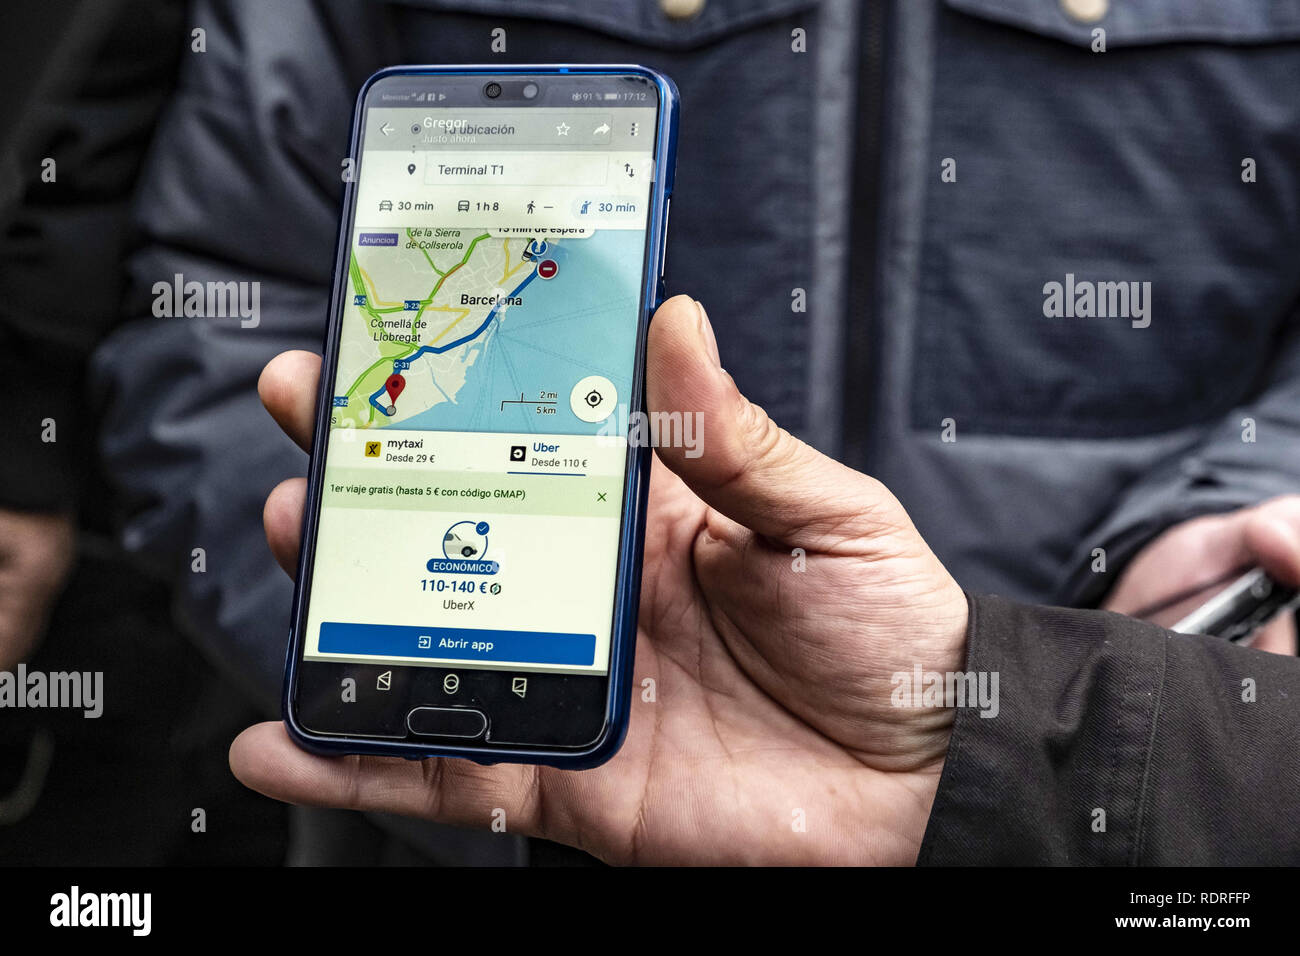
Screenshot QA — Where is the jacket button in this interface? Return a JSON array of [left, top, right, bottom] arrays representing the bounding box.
[[1060, 0, 1108, 23], [661, 0, 706, 20]]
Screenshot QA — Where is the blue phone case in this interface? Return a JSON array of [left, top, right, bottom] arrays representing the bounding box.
[[281, 64, 679, 769]]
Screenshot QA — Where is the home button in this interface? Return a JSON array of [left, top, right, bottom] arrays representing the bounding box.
[[407, 706, 488, 738]]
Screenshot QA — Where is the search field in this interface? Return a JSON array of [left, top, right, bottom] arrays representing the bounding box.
[[423, 151, 610, 186]]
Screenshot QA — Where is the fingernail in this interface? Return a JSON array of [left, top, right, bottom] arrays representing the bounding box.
[[695, 299, 721, 367]]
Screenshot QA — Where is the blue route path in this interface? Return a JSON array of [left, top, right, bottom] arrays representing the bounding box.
[[368, 266, 539, 417]]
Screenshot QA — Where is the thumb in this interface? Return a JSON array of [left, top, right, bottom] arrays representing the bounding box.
[[646, 295, 910, 550]]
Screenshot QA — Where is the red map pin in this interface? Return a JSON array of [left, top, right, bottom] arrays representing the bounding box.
[[385, 373, 406, 407]]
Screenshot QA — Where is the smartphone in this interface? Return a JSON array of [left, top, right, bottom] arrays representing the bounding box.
[[283, 65, 678, 768], [1171, 567, 1300, 644]]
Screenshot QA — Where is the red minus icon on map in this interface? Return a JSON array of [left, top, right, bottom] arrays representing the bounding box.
[[538, 259, 558, 279]]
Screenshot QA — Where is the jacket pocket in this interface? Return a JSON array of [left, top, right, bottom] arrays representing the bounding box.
[[911, 0, 1300, 439], [396, 0, 818, 48], [947, 0, 1300, 48]]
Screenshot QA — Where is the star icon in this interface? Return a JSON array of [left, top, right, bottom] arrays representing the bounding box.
[[556, 122, 571, 136]]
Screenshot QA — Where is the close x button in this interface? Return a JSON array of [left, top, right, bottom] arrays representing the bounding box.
[[406, 706, 488, 739]]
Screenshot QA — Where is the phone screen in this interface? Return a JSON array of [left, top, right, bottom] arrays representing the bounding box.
[[297, 71, 661, 728]]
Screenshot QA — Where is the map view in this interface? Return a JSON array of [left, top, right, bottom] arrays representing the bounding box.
[[331, 225, 642, 435]]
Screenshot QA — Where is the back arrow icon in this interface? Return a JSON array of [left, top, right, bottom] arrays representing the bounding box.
[[380, 122, 394, 136]]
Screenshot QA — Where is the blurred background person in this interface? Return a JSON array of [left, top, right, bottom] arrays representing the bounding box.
[[0, 0, 286, 865]]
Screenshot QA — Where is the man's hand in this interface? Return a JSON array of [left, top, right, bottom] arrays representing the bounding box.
[[0, 509, 76, 669], [1103, 496, 1300, 654], [230, 295, 970, 865]]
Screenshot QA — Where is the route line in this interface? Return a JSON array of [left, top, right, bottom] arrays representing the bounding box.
[[368, 266, 539, 418]]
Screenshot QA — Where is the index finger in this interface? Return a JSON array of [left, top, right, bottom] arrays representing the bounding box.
[[1244, 494, 1300, 589], [229, 721, 546, 835], [258, 350, 322, 452]]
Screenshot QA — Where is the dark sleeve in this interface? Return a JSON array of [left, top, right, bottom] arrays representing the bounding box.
[[0, 0, 183, 514], [918, 593, 1300, 865]]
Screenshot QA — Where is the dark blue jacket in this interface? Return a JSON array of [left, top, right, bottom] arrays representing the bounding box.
[[85, 0, 1300, 702]]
